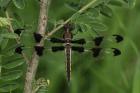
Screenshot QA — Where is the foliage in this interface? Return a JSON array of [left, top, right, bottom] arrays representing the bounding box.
[[0, 17, 10, 27], [0, 0, 139, 93]]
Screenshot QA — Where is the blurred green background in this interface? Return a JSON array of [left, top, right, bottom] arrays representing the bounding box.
[[1, 0, 140, 93]]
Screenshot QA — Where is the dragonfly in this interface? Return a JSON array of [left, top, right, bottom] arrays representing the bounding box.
[[49, 23, 124, 83], [49, 24, 86, 83]]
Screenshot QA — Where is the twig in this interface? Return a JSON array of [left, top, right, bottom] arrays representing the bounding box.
[[5, 11, 29, 64], [46, 0, 103, 38], [24, 0, 49, 93]]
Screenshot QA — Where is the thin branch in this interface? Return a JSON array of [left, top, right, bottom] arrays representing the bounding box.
[[24, 0, 49, 93], [46, 0, 103, 38], [5, 11, 30, 64]]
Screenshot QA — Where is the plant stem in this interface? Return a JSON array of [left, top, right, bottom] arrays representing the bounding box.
[[24, 0, 50, 93], [46, 0, 103, 38]]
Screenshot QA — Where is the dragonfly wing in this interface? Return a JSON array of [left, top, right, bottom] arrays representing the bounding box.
[[52, 46, 65, 52], [72, 46, 84, 52], [93, 36, 104, 46], [112, 35, 124, 43], [50, 38, 65, 43], [71, 39, 86, 45], [91, 48, 102, 57], [112, 48, 121, 56]]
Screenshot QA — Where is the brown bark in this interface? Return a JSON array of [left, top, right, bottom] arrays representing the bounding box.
[[24, 0, 49, 93]]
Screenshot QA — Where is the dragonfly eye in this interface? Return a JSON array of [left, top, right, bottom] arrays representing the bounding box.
[[34, 46, 44, 56], [14, 28, 25, 36], [91, 48, 102, 57], [112, 35, 123, 43], [34, 32, 43, 43], [15, 46, 24, 54], [112, 48, 121, 56], [63, 23, 74, 31], [93, 36, 104, 46]]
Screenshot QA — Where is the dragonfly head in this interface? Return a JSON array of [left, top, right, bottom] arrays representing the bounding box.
[[63, 23, 74, 32]]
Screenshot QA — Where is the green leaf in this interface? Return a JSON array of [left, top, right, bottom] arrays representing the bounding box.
[[92, 22, 108, 32], [0, 70, 23, 81], [86, 8, 100, 17], [0, 37, 3, 46], [0, 17, 10, 27], [123, 0, 136, 8], [71, 12, 81, 21], [108, 0, 123, 7], [100, 5, 113, 18], [0, 82, 19, 92], [132, 59, 140, 93], [37, 86, 48, 93], [79, 24, 90, 32], [65, 2, 79, 11], [0, 0, 11, 7], [128, 0, 136, 8], [3, 59, 25, 69], [1, 38, 9, 50], [1, 33, 18, 39], [12, 0, 25, 9]]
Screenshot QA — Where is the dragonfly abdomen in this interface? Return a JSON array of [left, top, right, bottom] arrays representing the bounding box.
[[65, 44, 72, 83]]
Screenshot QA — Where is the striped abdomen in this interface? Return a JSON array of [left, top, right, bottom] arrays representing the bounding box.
[[65, 44, 71, 82]]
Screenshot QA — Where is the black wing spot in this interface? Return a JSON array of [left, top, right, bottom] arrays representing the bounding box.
[[34, 32, 43, 43], [34, 46, 44, 56], [113, 35, 123, 43], [91, 48, 102, 57], [77, 25, 82, 32], [14, 28, 25, 36], [93, 36, 104, 46], [72, 46, 84, 52], [112, 48, 121, 56], [15, 46, 24, 54], [71, 39, 86, 45]]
